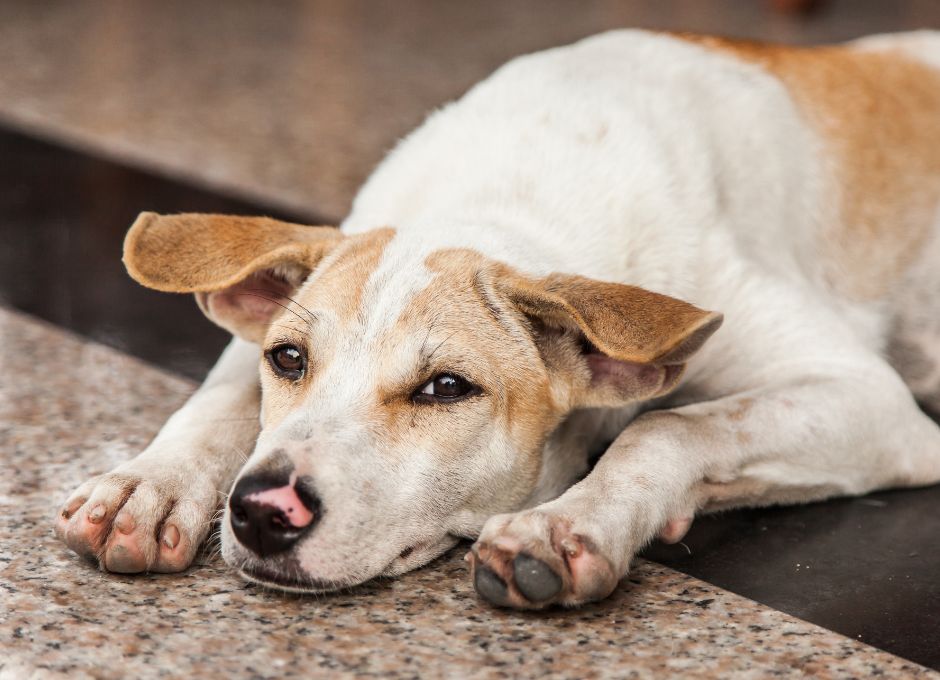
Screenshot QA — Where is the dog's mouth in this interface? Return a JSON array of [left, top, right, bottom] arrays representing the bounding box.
[[239, 564, 345, 594], [236, 536, 459, 594]]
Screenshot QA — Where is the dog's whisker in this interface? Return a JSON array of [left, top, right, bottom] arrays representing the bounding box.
[[242, 288, 319, 327], [234, 292, 313, 329], [280, 294, 320, 326]]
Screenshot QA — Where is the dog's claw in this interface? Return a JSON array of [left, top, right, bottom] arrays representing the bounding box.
[[162, 525, 180, 550], [560, 537, 581, 557], [87, 504, 106, 524]]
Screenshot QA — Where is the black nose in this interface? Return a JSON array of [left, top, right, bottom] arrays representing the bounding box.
[[228, 472, 321, 557]]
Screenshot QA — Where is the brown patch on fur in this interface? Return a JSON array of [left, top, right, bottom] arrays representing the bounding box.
[[489, 266, 721, 408], [359, 248, 558, 511], [678, 33, 940, 299], [124, 212, 343, 293], [370, 248, 724, 507], [726, 397, 755, 422]]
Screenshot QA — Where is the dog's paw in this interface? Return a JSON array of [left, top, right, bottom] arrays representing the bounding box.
[[468, 509, 619, 609], [53, 464, 217, 574]]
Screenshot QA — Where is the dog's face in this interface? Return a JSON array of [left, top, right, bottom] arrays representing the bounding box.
[[124, 213, 721, 591]]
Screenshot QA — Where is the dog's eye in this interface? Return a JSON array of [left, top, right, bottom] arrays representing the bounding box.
[[267, 344, 305, 379], [414, 373, 478, 403]]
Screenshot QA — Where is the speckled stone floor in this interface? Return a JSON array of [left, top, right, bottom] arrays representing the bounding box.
[[2, 1, 940, 677]]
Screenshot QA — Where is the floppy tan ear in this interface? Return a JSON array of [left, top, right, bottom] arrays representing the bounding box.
[[123, 212, 343, 343], [500, 271, 722, 406]]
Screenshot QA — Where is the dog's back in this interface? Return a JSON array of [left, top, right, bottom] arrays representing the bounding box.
[[683, 32, 940, 303]]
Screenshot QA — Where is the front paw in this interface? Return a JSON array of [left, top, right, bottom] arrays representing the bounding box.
[[468, 509, 619, 609], [53, 464, 217, 574]]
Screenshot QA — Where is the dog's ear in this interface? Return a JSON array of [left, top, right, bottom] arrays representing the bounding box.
[[123, 212, 343, 343], [498, 271, 722, 406]]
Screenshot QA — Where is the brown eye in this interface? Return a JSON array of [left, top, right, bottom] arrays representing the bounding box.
[[267, 344, 305, 379], [414, 373, 478, 403]]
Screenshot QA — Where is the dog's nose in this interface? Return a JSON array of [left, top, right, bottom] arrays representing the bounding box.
[[228, 473, 320, 557]]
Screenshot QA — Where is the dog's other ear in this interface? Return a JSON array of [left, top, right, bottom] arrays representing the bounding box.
[[123, 212, 343, 343], [500, 271, 722, 407]]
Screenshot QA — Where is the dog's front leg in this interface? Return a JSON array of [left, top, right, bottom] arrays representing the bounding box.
[[54, 338, 261, 573], [470, 360, 940, 609]]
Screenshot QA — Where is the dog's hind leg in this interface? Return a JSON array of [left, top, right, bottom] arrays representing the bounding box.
[[54, 337, 261, 573], [470, 351, 940, 609], [887, 321, 940, 417], [886, 214, 940, 416]]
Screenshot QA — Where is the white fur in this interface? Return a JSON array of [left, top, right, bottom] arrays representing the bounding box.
[[58, 30, 940, 605]]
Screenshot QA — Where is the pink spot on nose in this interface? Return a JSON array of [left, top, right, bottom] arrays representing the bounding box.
[[245, 475, 315, 528]]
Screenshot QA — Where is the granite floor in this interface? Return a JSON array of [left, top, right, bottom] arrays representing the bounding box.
[[2, 1, 940, 677]]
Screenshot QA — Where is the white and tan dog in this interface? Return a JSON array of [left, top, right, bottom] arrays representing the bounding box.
[[55, 30, 940, 609]]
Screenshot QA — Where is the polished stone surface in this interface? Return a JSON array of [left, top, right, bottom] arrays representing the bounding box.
[[0, 0, 938, 221], [2, 306, 934, 679]]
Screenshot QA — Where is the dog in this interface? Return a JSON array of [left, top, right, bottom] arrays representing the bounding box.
[[54, 30, 940, 609]]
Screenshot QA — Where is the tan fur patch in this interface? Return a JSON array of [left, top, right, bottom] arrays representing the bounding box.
[[374, 249, 558, 503], [302, 228, 396, 326], [526, 273, 723, 365], [679, 34, 940, 299]]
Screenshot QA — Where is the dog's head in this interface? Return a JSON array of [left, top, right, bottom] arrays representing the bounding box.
[[124, 213, 721, 591]]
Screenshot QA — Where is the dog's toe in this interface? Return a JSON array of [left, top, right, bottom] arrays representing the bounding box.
[[104, 540, 148, 573], [54, 470, 215, 574], [474, 565, 511, 606], [512, 553, 562, 603]]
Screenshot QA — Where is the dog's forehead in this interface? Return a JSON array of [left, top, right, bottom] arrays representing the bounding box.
[[294, 229, 491, 344]]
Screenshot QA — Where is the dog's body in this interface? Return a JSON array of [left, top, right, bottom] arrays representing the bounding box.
[[56, 30, 940, 608]]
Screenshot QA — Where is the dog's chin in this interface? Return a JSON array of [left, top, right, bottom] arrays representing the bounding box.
[[238, 564, 347, 594], [229, 535, 460, 595]]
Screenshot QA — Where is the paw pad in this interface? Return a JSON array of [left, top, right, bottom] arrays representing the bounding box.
[[512, 554, 562, 603], [470, 511, 619, 609]]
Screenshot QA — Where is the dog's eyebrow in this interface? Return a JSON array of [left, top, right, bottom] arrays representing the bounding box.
[[417, 319, 459, 376], [425, 331, 458, 364]]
